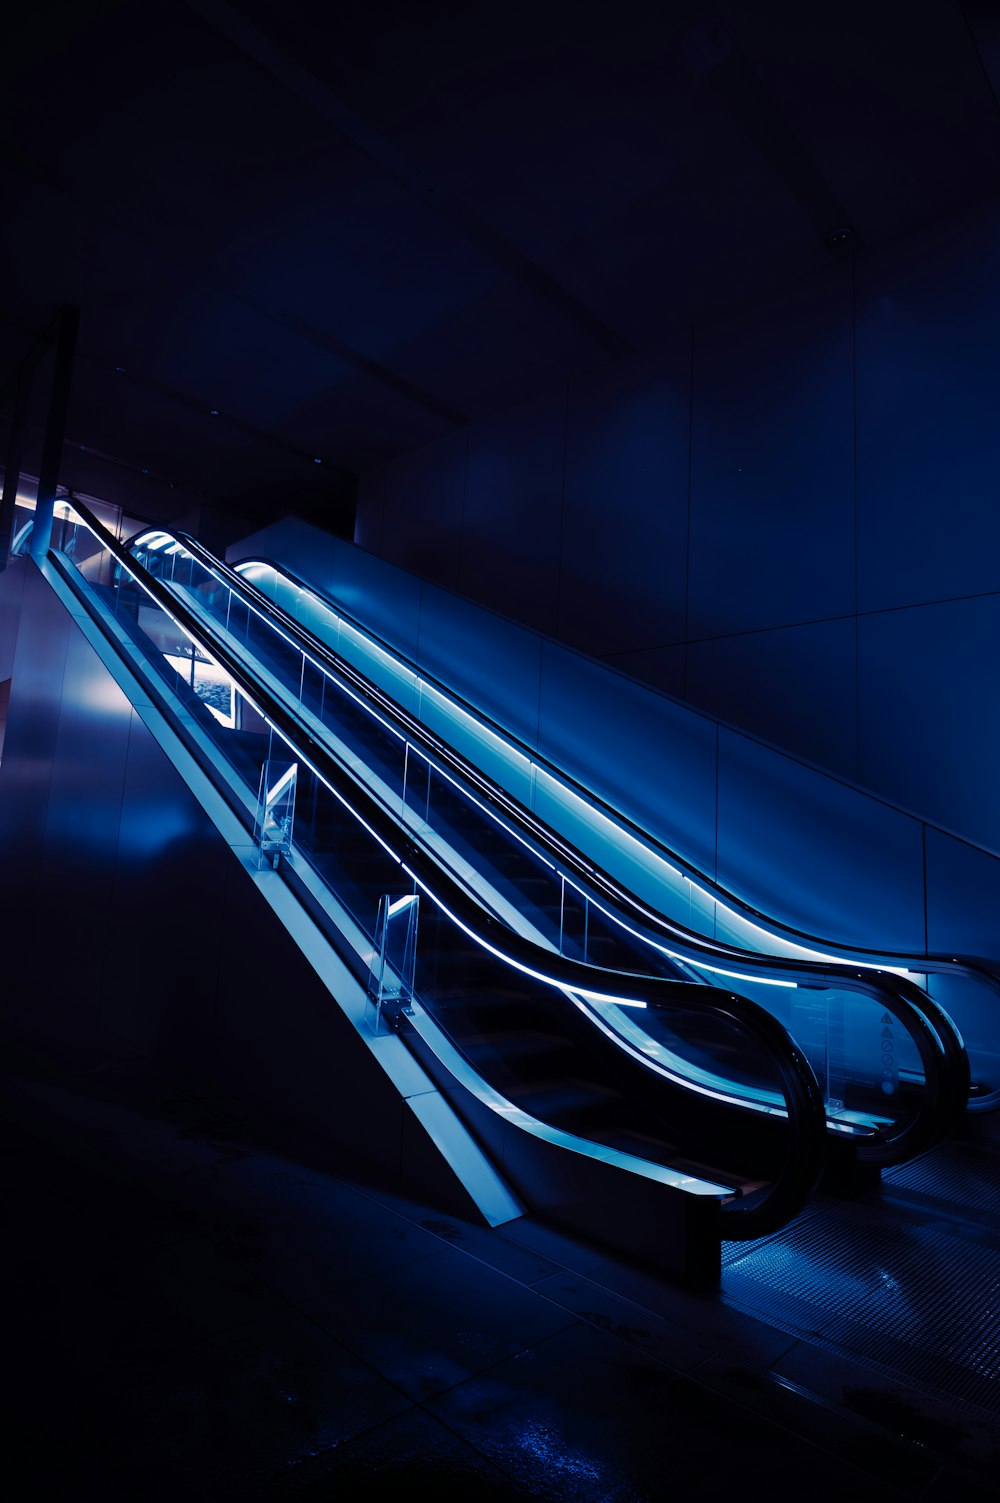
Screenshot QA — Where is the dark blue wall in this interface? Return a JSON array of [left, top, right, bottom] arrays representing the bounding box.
[[355, 196, 1000, 856]]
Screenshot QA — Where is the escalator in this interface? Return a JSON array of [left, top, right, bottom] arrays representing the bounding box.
[[225, 550, 1000, 1123], [226, 544, 1000, 1116], [7, 497, 855, 1285], [120, 519, 973, 1186], [20, 500, 984, 1280]]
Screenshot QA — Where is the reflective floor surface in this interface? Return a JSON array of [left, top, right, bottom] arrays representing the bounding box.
[[4, 1036, 998, 1502]]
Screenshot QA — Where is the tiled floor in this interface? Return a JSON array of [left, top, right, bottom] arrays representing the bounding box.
[[4, 1037, 998, 1502]]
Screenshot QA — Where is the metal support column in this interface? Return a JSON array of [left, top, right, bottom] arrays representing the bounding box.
[[0, 366, 29, 568], [30, 304, 80, 562]]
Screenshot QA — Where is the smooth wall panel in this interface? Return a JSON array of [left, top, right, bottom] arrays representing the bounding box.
[[856, 199, 1000, 614], [353, 461, 387, 555], [559, 341, 690, 658], [686, 617, 858, 782], [599, 643, 686, 700], [688, 262, 855, 639], [326, 535, 424, 666], [0, 565, 70, 955], [0, 591, 72, 1023], [716, 727, 926, 951], [415, 579, 544, 753], [225, 516, 304, 566], [210, 855, 397, 1165], [0, 557, 27, 678], [858, 595, 1000, 852], [4, 564, 70, 774], [39, 627, 133, 988], [382, 429, 467, 591], [460, 387, 567, 637], [535, 641, 719, 879], [108, 703, 237, 1059], [925, 825, 1000, 957]]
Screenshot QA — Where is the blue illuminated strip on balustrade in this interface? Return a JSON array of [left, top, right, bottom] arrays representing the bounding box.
[[119, 521, 974, 1166], [231, 554, 1000, 1091]]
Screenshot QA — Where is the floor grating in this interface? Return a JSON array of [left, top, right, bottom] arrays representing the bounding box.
[[720, 1140, 1000, 1418]]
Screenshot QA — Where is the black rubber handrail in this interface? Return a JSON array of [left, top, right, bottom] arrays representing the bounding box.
[[227, 547, 1000, 1114], [132, 525, 971, 1163], [48, 500, 831, 1239]]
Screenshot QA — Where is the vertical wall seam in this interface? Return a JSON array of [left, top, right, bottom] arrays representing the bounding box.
[[959, 1, 1000, 119], [683, 324, 695, 701], [457, 426, 470, 596], [33, 573, 71, 871], [851, 255, 861, 784], [714, 720, 720, 886], [554, 380, 571, 642], [921, 823, 929, 955]]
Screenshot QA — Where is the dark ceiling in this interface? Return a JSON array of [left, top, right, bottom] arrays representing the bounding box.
[[2, 0, 999, 539]]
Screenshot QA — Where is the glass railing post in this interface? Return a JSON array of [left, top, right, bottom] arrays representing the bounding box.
[[792, 990, 835, 1109], [254, 757, 298, 870], [402, 744, 431, 826], [366, 893, 420, 1033]]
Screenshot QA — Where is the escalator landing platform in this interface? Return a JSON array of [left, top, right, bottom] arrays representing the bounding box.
[[4, 1040, 998, 1501], [721, 1131, 1000, 1438]]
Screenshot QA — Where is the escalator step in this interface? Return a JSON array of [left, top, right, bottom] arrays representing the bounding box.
[[511, 1077, 622, 1124], [461, 1030, 575, 1068]]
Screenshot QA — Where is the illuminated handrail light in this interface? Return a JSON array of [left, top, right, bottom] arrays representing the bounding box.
[[137, 536, 945, 1083], [209, 554, 922, 1009], [174, 552, 412, 751], [555, 868, 798, 988], [399, 864, 647, 1008], [562, 988, 787, 1114], [184, 537, 975, 1160], [233, 560, 927, 984]]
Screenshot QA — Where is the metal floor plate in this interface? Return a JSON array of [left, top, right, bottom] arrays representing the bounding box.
[[881, 1138, 1000, 1219], [720, 1136, 1000, 1417]]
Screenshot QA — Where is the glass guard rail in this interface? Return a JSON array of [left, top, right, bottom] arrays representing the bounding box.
[[120, 522, 971, 1167], [230, 550, 1000, 1117], [36, 499, 833, 1241]]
